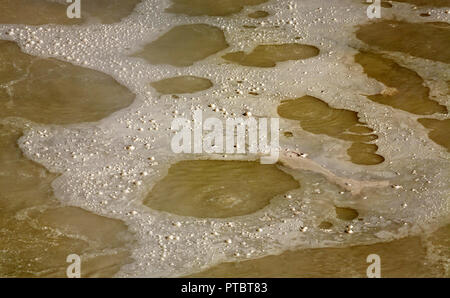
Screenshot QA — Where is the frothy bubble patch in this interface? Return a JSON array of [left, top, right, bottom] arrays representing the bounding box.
[[132, 24, 229, 67], [222, 44, 319, 68], [143, 160, 300, 218]]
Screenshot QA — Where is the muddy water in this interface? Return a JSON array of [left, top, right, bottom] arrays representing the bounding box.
[[356, 21, 450, 64], [165, 0, 268, 16], [248, 10, 270, 19], [0, 41, 134, 125], [418, 118, 450, 152], [0, 40, 136, 276], [391, 0, 450, 7], [355, 51, 448, 115], [150, 76, 213, 95], [277, 96, 385, 165], [222, 44, 320, 68], [0, 122, 133, 277], [0, 0, 141, 25], [335, 207, 359, 221], [132, 24, 229, 67], [144, 160, 300, 218], [359, 1, 393, 8], [189, 225, 450, 277], [0, 0, 80, 25], [0, 0, 449, 278]]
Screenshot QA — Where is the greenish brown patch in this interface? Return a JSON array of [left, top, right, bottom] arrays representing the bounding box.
[[222, 44, 319, 68], [188, 229, 449, 277], [248, 10, 270, 18], [165, 0, 269, 16], [132, 24, 229, 67], [318, 221, 333, 229], [0, 41, 135, 276], [355, 51, 448, 115], [418, 118, 450, 152], [361, 1, 393, 8], [151, 76, 213, 94], [347, 143, 385, 165], [356, 20, 450, 64], [143, 160, 300, 218], [0, 41, 134, 125], [0, 123, 132, 277], [335, 207, 359, 221], [0, 0, 141, 25], [277, 96, 384, 165], [391, 0, 450, 7]]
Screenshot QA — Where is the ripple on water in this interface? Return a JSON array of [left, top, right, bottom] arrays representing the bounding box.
[[132, 24, 229, 67], [222, 44, 319, 68], [277, 96, 385, 165], [356, 21, 450, 64], [355, 51, 448, 116], [165, 0, 269, 16], [143, 160, 300, 218]]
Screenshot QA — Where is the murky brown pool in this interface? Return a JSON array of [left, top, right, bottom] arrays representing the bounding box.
[[355, 51, 447, 115], [356, 21, 450, 64], [277, 95, 384, 165], [189, 224, 450, 278], [390, 0, 450, 7], [418, 118, 450, 152], [132, 24, 229, 67], [0, 122, 133, 277], [248, 10, 270, 19], [222, 44, 320, 68], [150, 76, 213, 95], [165, 0, 269, 16], [144, 160, 300, 218], [0, 38, 135, 276], [0, 41, 134, 125], [0, 0, 448, 279], [0, 0, 141, 25]]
